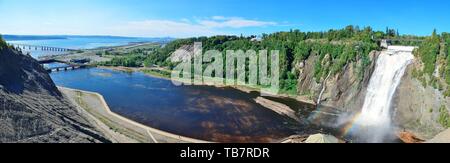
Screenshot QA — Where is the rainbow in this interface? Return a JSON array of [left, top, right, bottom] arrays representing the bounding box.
[[306, 106, 364, 139], [341, 113, 362, 137]]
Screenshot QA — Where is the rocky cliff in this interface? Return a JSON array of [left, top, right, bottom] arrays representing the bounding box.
[[0, 45, 110, 143], [296, 51, 379, 113], [297, 48, 449, 140], [393, 61, 449, 139]]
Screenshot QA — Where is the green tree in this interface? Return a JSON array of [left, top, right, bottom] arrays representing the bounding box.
[[439, 105, 450, 128], [0, 34, 7, 49], [417, 30, 440, 75], [432, 29, 438, 38]]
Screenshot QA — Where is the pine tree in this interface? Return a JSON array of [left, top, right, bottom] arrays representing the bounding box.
[[432, 29, 438, 38]]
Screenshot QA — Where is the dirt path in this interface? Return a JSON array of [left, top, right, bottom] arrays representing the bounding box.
[[59, 87, 211, 143]]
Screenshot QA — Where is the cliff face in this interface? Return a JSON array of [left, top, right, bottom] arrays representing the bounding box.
[[0, 46, 109, 143], [296, 51, 379, 113], [296, 50, 448, 140], [298, 50, 449, 139], [393, 61, 449, 139]]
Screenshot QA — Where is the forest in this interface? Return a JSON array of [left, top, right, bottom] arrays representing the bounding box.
[[413, 31, 450, 94]]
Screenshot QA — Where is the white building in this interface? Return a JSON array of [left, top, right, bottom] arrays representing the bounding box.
[[380, 39, 392, 49]]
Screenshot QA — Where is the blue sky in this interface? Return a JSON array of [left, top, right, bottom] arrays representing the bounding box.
[[1, 0, 449, 37]]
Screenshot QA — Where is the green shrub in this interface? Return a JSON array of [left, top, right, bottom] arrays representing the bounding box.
[[438, 105, 450, 128], [444, 89, 450, 97], [0, 34, 7, 50]]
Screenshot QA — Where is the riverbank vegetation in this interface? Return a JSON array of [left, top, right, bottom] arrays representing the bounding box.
[[141, 69, 172, 79], [98, 54, 146, 67]]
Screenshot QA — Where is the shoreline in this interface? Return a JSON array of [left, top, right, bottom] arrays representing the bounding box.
[[254, 97, 301, 122], [59, 86, 211, 143]]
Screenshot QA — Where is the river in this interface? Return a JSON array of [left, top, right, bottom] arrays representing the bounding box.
[[50, 68, 323, 142]]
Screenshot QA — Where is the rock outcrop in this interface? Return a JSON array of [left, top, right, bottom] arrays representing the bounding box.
[[297, 49, 449, 140], [296, 51, 379, 113], [0, 45, 110, 143], [393, 61, 450, 139], [296, 48, 449, 140]]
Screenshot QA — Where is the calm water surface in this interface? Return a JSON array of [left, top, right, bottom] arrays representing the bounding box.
[[50, 68, 321, 142]]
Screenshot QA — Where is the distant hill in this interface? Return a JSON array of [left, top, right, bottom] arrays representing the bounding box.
[[3, 34, 174, 42], [2, 35, 67, 41]]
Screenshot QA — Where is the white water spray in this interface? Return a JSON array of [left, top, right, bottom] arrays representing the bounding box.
[[352, 46, 415, 142]]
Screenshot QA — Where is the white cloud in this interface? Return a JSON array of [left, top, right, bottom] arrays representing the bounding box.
[[108, 20, 225, 38], [108, 16, 279, 37], [199, 16, 277, 28], [1, 16, 281, 38], [211, 16, 227, 20], [180, 18, 191, 23]]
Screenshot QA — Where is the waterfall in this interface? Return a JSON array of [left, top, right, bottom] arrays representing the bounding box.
[[351, 46, 415, 142], [317, 72, 331, 105]]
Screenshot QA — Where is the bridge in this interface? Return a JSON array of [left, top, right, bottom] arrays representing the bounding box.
[[375, 38, 424, 49], [10, 43, 75, 52], [38, 59, 89, 73], [374, 38, 425, 42]]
